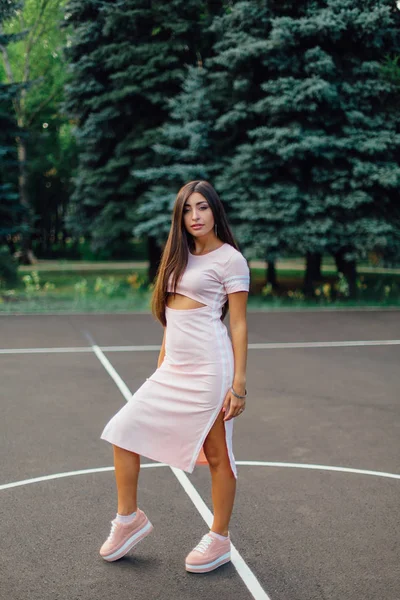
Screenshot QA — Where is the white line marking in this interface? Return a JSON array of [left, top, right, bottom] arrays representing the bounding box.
[[248, 340, 400, 349], [247, 307, 400, 313], [0, 463, 165, 491], [100, 340, 400, 350], [0, 347, 93, 354], [91, 344, 134, 401], [172, 467, 271, 600], [89, 339, 271, 600], [236, 461, 400, 480], [0, 306, 399, 317], [2, 460, 399, 492], [100, 345, 163, 352], [1, 339, 400, 355]]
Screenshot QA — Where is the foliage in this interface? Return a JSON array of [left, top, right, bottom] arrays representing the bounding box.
[[93, 276, 120, 297], [3, 0, 400, 284], [208, 1, 272, 171], [126, 272, 149, 291], [0, 0, 27, 251], [21, 270, 55, 294], [3, 0, 67, 114], [382, 54, 400, 86], [64, 0, 215, 252], [1, 0, 75, 259], [132, 0, 228, 244], [1, 263, 398, 313], [216, 0, 400, 264], [133, 64, 217, 242], [133, 1, 272, 245]]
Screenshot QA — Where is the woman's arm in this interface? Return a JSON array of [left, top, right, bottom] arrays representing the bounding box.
[[157, 327, 167, 368], [223, 291, 248, 421]]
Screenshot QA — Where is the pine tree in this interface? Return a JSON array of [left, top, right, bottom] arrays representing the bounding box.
[[64, 0, 215, 273], [208, 1, 271, 167], [133, 1, 271, 272], [218, 0, 400, 296], [204, 1, 280, 282], [133, 64, 216, 241]]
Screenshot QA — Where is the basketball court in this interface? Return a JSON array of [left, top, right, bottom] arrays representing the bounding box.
[[1, 309, 399, 600]]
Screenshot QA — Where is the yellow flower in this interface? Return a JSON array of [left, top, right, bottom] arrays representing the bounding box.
[[322, 284, 331, 296]]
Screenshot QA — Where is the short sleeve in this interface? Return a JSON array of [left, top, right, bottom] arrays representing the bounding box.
[[223, 251, 250, 295]]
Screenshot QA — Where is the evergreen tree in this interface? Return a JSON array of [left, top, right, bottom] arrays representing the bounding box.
[[208, 1, 271, 169], [64, 0, 215, 274], [218, 0, 400, 296], [133, 1, 270, 271], [133, 64, 216, 245]]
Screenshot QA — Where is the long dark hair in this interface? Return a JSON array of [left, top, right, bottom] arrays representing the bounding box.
[[152, 180, 239, 326]]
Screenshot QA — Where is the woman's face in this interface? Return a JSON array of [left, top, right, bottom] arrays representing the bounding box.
[[183, 192, 215, 239]]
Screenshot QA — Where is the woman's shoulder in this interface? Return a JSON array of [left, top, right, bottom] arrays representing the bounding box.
[[218, 244, 249, 279], [221, 243, 248, 265], [220, 244, 250, 292]]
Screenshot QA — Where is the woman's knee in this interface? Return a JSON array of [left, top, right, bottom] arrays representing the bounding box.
[[204, 441, 230, 470]]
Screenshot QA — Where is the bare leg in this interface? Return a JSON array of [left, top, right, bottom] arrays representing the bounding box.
[[203, 411, 236, 537], [113, 445, 140, 515]]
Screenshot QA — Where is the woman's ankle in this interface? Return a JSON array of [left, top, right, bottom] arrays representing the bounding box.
[[210, 527, 229, 537], [117, 506, 138, 516]]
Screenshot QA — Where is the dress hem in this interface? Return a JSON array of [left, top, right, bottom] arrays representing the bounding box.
[[100, 433, 211, 475]]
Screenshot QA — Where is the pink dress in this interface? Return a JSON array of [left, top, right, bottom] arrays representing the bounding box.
[[100, 243, 250, 478]]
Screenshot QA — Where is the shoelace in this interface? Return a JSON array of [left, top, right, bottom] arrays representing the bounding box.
[[194, 534, 214, 554], [106, 521, 118, 541]]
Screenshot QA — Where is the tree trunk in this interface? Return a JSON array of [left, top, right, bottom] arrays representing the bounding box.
[[334, 248, 358, 299], [266, 259, 279, 290], [16, 136, 36, 265], [147, 236, 162, 283], [303, 252, 322, 297]]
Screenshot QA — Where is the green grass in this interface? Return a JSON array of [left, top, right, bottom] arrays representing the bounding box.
[[0, 264, 399, 314]]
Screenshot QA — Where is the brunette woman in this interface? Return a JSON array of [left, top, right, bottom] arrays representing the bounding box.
[[100, 180, 249, 573]]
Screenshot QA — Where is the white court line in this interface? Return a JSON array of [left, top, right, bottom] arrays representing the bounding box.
[[102, 340, 400, 351], [1, 339, 400, 354], [0, 463, 165, 491], [236, 461, 400, 480], [2, 461, 399, 492], [171, 467, 270, 599], [0, 306, 399, 317], [0, 347, 93, 354], [248, 339, 400, 349], [101, 345, 166, 352], [89, 340, 271, 600], [91, 344, 133, 401]]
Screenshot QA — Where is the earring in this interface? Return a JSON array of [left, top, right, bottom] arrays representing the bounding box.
[[214, 223, 218, 236]]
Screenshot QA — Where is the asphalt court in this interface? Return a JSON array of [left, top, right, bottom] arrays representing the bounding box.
[[1, 311, 399, 600]]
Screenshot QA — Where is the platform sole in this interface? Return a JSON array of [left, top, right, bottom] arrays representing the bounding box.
[[185, 551, 231, 573], [101, 520, 153, 562]]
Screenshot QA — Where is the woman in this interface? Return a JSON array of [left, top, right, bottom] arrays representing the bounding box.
[[100, 180, 249, 573]]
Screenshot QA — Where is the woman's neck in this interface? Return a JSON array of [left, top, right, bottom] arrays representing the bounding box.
[[191, 235, 223, 255]]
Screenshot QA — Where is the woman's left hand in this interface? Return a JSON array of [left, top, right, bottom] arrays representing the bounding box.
[[222, 388, 246, 421]]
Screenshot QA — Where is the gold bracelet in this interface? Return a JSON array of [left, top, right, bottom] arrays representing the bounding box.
[[231, 386, 247, 399]]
